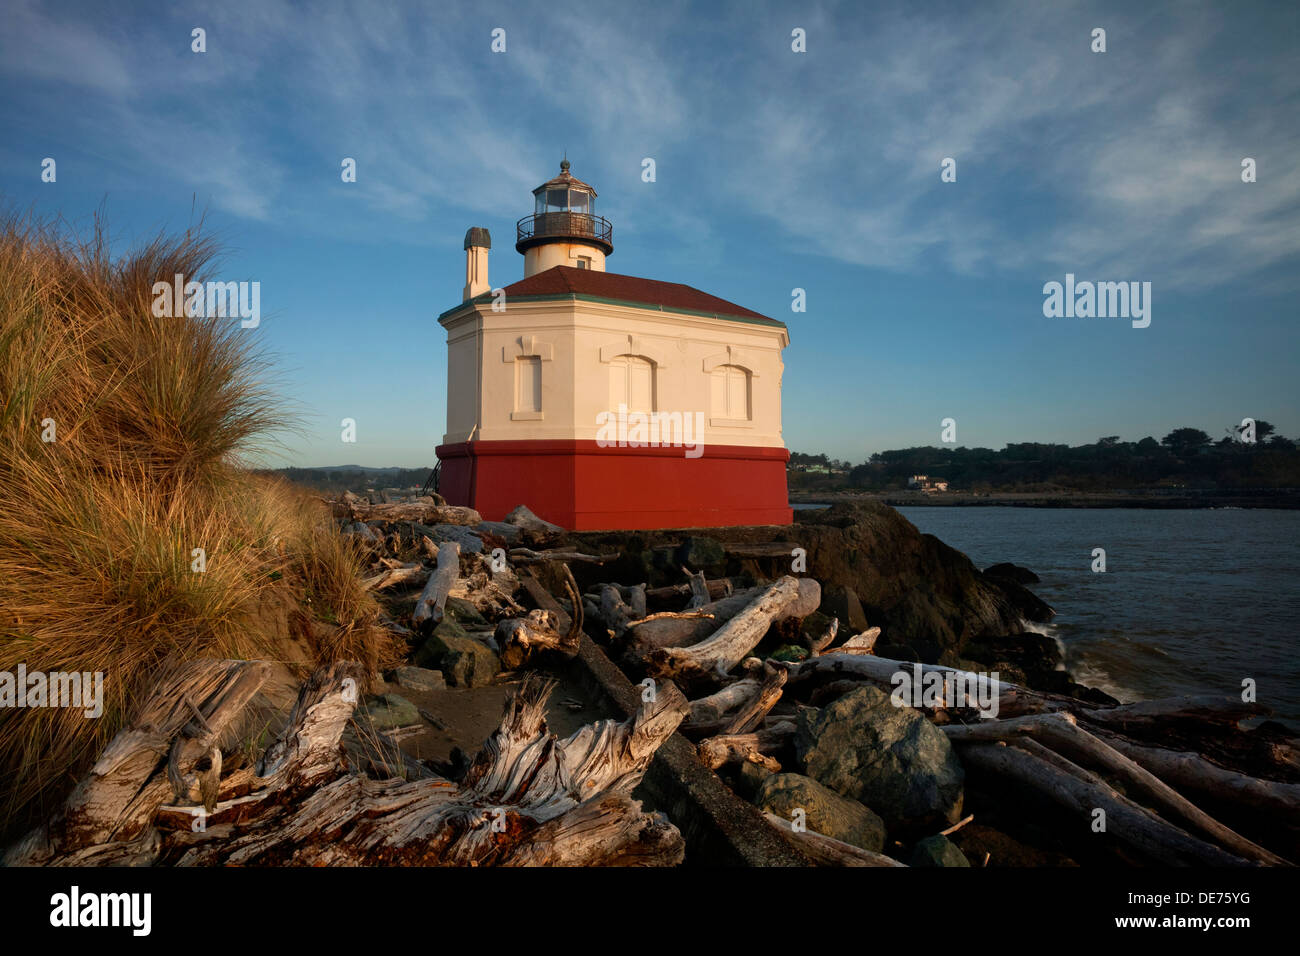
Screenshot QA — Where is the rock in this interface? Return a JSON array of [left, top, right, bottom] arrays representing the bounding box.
[[908, 834, 970, 867], [819, 584, 869, 633], [343, 521, 380, 544], [362, 693, 420, 730], [755, 773, 886, 852], [392, 666, 446, 693], [983, 576, 1055, 624], [676, 536, 726, 569], [504, 505, 564, 535], [732, 759, 776, 800], [413, 618, 500, 688], [950, 823, 1077, 867], [771, 644, 809, 663], [983, 562, 1040, 585], [875, 642, 921, 662], [799, 610, 834, 640], [796, 685, 965, 832], [964, 631, 1061, 672], [444, 596, 487, 627]]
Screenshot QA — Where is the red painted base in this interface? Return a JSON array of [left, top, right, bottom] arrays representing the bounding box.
[[435, 439, 792, 530]]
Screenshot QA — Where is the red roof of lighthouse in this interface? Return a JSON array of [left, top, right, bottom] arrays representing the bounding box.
[[494, 266, 784, 326]]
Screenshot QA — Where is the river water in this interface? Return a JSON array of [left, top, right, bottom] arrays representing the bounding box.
[[807, 505, 1300, 724]]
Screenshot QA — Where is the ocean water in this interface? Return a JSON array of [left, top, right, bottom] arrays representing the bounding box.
[[882, 507, 1300, 725]]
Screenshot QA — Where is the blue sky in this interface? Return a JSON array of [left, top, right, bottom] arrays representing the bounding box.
[[1, 0, 1296, 466]]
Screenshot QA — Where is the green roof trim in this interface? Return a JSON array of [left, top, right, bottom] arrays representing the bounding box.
[[438, 291, 788, 329]]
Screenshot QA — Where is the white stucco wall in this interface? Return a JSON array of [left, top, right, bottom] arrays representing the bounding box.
[[439, 298, 788, 450], [523, 241, 607, 277]]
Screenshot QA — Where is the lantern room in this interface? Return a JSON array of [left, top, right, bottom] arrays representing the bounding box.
[[516, 159, 613, 277]]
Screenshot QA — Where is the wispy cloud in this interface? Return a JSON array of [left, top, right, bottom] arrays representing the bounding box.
[[2, 0, 1296, 290]]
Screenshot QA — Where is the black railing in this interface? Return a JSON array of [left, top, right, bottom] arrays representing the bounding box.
[[516, 212, 613, 249], [421, 460, 441, 498]]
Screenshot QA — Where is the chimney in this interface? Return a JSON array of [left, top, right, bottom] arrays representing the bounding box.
[[463, 227, 491, 301]]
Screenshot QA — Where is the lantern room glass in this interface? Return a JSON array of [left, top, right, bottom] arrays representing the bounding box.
[[534, 188, 594, 215]]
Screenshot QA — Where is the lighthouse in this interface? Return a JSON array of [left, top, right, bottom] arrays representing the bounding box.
[[435, 161, 792, 531]]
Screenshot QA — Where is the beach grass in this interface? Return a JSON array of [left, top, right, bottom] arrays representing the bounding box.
[[0, 211, 398, 838]]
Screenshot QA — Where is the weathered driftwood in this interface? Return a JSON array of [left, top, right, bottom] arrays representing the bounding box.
[[1094, 727, 1300, 817], [496, 608, 581, 670], [509, 548, 617, 565], [722, 541, 800, 559], [363, 561, 429, 592], [721, 663, 788, 735], [622, 577, 820, 668], [504, 505, 564, 538], [763, 813, 906, 867], [645, 576, 738, 604], [6, 662, 689, 867], [787, 652, 1082, 718], [627, 610, 715, 627], [646, 576, 803, 684], [342, 494, 481, 526], [837, 627, 881, 654], [697, 720, 796, 771], [412, 540, 460, 628], [955, 741, 1254, 866], [585, 583, 647, 638], [685, 679, 760, 732], [944, 712, 1287, 865], [806, 616, 838, 655], [683, 567, 710, 609]]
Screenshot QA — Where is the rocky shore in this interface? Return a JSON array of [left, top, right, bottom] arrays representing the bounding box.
[[15, 496, 1296, 867]]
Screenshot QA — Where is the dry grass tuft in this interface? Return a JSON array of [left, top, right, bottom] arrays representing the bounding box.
[[0, 211, 397, 836]]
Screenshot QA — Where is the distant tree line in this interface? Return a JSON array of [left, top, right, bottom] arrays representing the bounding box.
[[259, 467, 432, 495], [789, 422, 1300, 493]]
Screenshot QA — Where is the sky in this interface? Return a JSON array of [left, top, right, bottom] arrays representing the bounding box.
[[1, 0, 1296, 467]]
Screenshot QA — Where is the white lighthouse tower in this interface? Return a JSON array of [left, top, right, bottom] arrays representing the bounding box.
[[517, 158, 613, 277]]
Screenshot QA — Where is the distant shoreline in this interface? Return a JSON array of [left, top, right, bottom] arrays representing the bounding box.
[[790, 490, 1300, 510]]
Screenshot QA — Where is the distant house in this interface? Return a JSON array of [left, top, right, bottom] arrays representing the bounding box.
[[907, 474, 949, 492]]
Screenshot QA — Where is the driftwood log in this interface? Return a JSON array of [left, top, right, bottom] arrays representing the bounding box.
[[363, 561, 430, 592], [944, 712, 1287, 865], [764, 813, 906, 867], [412, 540, 460, 628], [697, 720, 796, 771], [622, 577, 820, 668], [5, 660, 689, 867], [496, 608, 580, 670], [340, 493, 481, 526], [955, 741, 1257, 866], [645, 576, 804, 684], [685, 679, 759, 734]]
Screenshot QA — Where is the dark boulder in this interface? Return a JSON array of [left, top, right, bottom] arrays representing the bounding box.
[[414, 619, 500, 688], [983, 562, 1040, 585], [677, 536, 727, 569], [795, 686, 965, 832], [909, 834, 970, 867], [819, 584, 869, 632], [980, 573, 1055, 624], [755, 773, 887, 852]]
